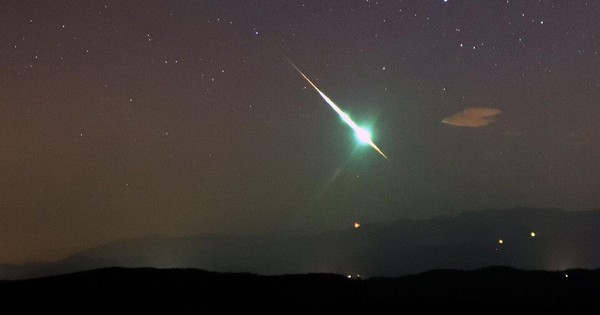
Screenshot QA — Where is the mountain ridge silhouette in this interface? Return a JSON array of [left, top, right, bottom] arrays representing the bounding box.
[[2, 207, 599, 280]]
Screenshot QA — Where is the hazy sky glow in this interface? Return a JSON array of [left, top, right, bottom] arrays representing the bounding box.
[[1, 0, 599, 263]]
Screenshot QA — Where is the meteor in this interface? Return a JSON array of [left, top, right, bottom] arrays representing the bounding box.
[[287, 60, 388, 160]]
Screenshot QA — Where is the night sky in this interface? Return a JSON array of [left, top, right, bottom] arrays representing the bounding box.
[[2, 0, 600, 264]]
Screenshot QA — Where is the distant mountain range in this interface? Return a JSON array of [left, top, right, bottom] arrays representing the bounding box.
[[2, 208, 599, 280]]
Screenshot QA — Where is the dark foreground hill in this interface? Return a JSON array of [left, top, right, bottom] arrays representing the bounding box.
[[2, 208, 600, 279], [1, 267, 599, 313]]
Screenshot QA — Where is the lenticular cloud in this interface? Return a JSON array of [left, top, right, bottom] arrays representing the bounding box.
[[442, 107, 502, 127]]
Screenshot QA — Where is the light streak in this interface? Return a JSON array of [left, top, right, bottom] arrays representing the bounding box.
[[286, 59, 388, 160]]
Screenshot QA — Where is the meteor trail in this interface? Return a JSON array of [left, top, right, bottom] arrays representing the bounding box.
[[286, 59, 389, 160]]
